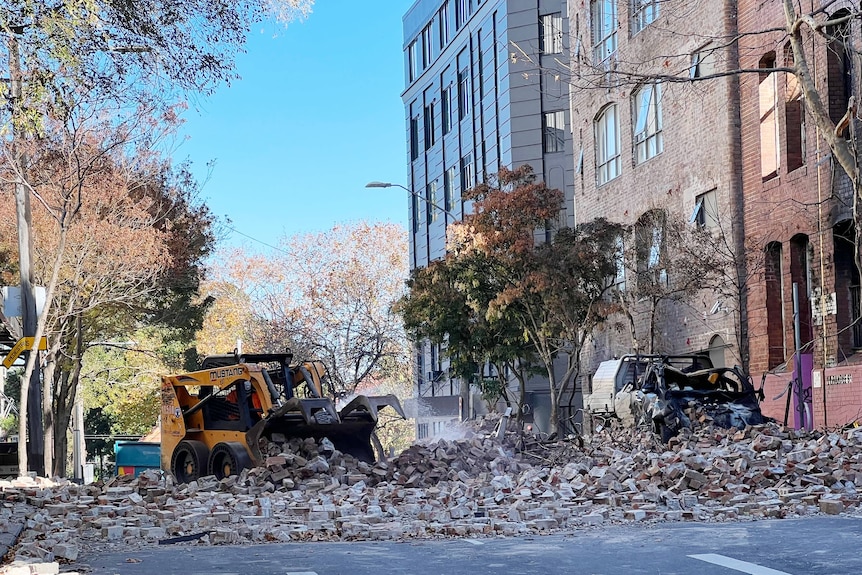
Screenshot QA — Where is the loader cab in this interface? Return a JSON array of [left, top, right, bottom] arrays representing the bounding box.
[[197, 381, 258, 431]]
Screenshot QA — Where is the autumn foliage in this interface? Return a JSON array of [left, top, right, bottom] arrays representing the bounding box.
[[398, 166, 622, 436]]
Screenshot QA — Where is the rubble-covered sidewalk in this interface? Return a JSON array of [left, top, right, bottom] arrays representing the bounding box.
[[2, 418, 861, 574]]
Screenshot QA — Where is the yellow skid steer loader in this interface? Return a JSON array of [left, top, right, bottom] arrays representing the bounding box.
[[160, 353, 404, 483]]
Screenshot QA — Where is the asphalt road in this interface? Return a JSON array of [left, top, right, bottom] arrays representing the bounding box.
[[73, 517, 862, 575]]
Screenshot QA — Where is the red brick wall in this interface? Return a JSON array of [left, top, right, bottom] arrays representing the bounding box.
[[814, 367, 862, 427]]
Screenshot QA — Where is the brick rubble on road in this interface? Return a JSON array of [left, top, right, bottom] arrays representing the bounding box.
[[1, 415, 861, 574]]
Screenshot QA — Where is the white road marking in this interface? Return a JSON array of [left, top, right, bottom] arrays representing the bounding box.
[[464, 539, 484, 546], [689, 554, 794, 575], [285, 572, 318, 575]]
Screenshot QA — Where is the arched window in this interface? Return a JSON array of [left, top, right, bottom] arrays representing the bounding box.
[[708, 335, 727, 368]]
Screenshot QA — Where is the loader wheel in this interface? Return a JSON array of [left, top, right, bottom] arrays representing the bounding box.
[[208, 442, 252, 480], [171, 440, 209, 484]]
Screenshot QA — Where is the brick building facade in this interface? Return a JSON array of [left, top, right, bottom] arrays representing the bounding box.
[[568, 0, 743, 377], [738, 0, 862, 428]]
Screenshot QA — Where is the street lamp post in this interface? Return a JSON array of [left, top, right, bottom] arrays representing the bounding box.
[[8, 24, 44, 476], [365, 181, 459, 221]]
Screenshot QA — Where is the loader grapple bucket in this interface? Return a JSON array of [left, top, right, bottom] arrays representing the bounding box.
[[246, 394, 406, 465]]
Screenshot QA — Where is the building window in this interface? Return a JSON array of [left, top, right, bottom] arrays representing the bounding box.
[[416, 344, 434, 396], [631, 0, 659, 34], [613, 235, 626, 291], [691, 189, 718, 229], [690, 44, 717, 79], [411, 193, 419, 233], [543, 110, 566, 153], [442, 84, 452, 135], [439, 3, 450, 48], [426, 181, 439, 223], [591, 0, 617, 64], [784, 43, 804, 171], [636, 211, 667, 287], [456, 0, 469, 29], [759, 53, 779, 180], [826, 9, 852, 127], [461, 153, 474, 191], [421, 24, 434, 69], [407, 40, 418, 82], [764, 242, 785, 369], [540, 13, 563, 55], [417, 422, 429, 439], [424, 101, 436, 150], [444, 167, 455, 213], [595, 104, 620, 184], [633, 82, 663, 164], [410, 115, 419, 161], [458, 68, 470, 121]]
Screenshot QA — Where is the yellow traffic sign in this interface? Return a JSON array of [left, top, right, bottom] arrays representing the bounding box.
[[2, 336, 48, 369]]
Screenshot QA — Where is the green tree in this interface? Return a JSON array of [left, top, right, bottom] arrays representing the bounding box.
[[395, 256, 536, 416], [430, 166, 622, 436]]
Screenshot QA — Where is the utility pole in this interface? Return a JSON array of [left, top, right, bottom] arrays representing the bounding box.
[[9, 24, 44, 475]]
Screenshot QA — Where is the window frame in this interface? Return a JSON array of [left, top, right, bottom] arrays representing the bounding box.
[[542, 110, 566, 153], [441, 83, 453, 135], [424, 100, 436, 150], [633, 82, 663, 164], [421, 24, 434, 69], [631, 0, 659, 35], [439, 3, 450, 48], [690, 189, 718, 229], [426, 181, 439, 223], [444, 166, 455, 213], [456, 0, 469, 29], [460, 152, 475, 191], [407, 40, 418, 83], [595, 104, 621, 185], [458, 68, 470, 121], [409, 115, 420, 161], [540, 12, 563, 55], [759, 53, 780, 180], [591, 0, 618, 64]]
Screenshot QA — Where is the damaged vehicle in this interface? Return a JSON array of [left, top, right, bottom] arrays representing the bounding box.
[[584, 354, 769, 441]]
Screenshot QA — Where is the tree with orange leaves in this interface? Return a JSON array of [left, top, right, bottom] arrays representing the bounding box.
[[0, 102, 214, 476], [407, 165, 622, 437]]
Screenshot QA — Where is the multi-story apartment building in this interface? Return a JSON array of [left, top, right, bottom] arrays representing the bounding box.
[[401, 0, 572, 438], [738, 1, 862, 428], [568, 1, 743, 374], [401, 0, 862, 433]]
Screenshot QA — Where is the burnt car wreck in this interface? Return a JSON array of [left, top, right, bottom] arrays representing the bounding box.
[[585, 354, 770, 441]]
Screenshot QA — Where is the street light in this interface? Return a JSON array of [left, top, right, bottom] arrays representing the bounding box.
[[365, 181, 459, 220]]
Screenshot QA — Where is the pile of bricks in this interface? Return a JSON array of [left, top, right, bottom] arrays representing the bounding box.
[[1, 419, 861, 573]]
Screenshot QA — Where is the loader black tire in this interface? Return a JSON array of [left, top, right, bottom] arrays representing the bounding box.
[[208, 442, 252, 480], [171, 440, 209, 484]]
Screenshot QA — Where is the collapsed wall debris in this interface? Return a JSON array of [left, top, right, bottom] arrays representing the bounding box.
[[1, 415, 861, 573]]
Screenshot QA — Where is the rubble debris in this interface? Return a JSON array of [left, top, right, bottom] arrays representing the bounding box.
[[1, 415, 861, 570]]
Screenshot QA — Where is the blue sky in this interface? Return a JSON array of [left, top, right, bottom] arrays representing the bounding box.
[[176, 1, 415, 251]]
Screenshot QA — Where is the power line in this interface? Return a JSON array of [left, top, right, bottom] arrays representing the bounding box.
[[223, 224, 290, 255]]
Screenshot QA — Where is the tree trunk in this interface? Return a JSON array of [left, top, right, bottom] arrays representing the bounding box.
[[546, 367, 559, 437], [18, 229, 68, 476], [52, 316, 83, 477], [42, 354, 56, 476]]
